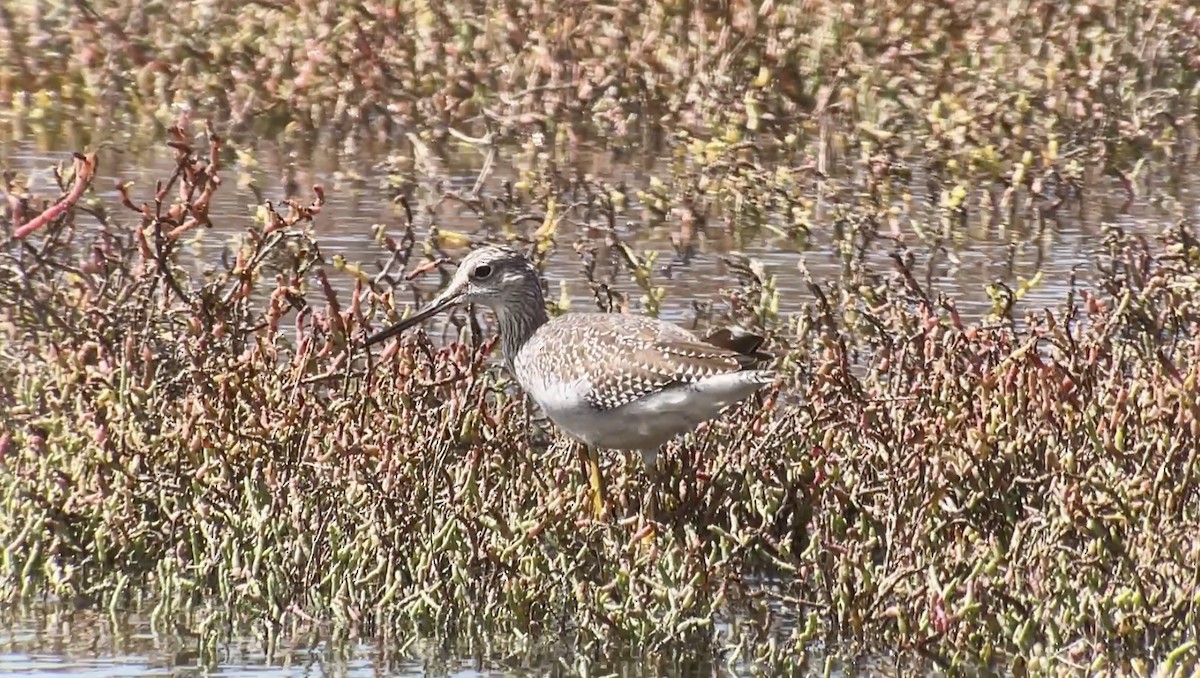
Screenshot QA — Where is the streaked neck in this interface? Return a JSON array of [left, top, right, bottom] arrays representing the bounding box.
[[494, 282, 549, 368]]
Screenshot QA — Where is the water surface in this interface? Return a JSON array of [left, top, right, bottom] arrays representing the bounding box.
[[5, 127, 1193, 331]]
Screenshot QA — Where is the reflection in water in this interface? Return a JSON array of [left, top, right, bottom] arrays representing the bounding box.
[[0, 605, 463, 676], [0, 605, 741, 677]]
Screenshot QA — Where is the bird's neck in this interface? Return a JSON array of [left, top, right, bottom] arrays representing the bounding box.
[[494, 283, 549, 368]]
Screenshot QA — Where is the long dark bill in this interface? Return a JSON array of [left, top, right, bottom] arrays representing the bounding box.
[[363, 291, 463, 347]]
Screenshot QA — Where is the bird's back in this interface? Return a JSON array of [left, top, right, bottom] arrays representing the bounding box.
[[512, 312, 774, 450]]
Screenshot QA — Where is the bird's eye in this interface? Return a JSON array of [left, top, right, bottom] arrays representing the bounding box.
[[471, 264, 493, 280]]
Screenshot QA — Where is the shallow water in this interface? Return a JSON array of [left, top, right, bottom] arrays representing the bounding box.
[[0, 605, 807, 677], [3, 124, 1196, 332], [0, 607, 493, 677]]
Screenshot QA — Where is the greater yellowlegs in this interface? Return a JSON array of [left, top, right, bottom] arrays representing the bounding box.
[[365, 244, 776, 522]]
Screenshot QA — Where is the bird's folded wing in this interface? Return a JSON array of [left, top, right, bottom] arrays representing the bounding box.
[[581, 338, 752, 411]]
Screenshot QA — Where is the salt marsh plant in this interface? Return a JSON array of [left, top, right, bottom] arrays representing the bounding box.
[[2, 0, 1200, 673], [2, 119, 1199, 673]]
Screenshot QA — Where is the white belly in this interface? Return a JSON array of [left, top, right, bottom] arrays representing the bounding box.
[[524, 373, 764, 452]]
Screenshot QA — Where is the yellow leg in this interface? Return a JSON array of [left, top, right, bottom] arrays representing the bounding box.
[[580, 444, 607, 520], [641, 452, 660, 543]]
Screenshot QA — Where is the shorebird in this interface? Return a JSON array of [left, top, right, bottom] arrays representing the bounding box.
[[364, 244, 776, 524]]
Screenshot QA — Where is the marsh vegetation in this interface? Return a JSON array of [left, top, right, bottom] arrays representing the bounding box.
[[1, 0, 1199, 674]]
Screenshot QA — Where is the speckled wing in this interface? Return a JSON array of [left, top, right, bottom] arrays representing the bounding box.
[[537, 314, 767, 412]]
